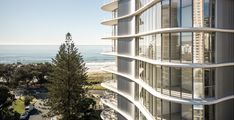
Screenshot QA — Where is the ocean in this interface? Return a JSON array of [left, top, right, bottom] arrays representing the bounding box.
[[0, 45, 115, 70]]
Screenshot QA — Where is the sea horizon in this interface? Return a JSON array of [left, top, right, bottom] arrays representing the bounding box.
[[0, 45, 115, 70]]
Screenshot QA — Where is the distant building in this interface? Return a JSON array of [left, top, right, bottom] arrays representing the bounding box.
[[101, 0, 234, 120]]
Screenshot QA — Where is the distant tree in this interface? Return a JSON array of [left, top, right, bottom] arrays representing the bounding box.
[[48, 33, 99, 120], [34, 63, 52, 83], [0, 85, 20, 120], [0, 64, 16, 85], [13, 64, 34, 87], [24, 95, 34, 106]]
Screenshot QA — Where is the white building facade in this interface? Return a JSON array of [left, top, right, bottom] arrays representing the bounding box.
[[101, 0, 234, 120]]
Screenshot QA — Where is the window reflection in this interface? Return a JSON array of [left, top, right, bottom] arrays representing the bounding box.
[[171, 33, 181, 62], [162, 66, 170, 95], [204, 0, 215, 27], [171, 67, 181, 97], [204, 105, 215, 120], [162, 34, 170, 61], [181, 0, 192, 27], [137, 32, 215, 63], [136, 2, 161, 33], [204, 69, 215, 98], [162, 0, 170, 28], [181, 33, 192, 63], [157, 98, 162, 119], [138, 87, 215, 120], [182, 68, 193, 99], [156, 34, 162, 60], [138, 35, 156, 59], [193, 68, 204, 99], [182, 105, 193, 120], [194, 105, 204, 120], [136, 0, 152, 10], [171, 102, 182, 120], [204, 33, 215, 63], [156, 66, 162, 92], [162, 100, 170, 119], [171, 0, 181, 27]]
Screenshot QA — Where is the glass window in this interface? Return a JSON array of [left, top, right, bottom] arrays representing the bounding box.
[[204, 33, 215, 63], [193, 105, 204, 120], [162, 0, 170, 28], [162, 34, 170, 61], [136, 0, 152, 10], [171, 67, 181, 97], [156, 34, 162, 60], [171, 102, 181, 120], [138, 35, 156, 59], [162, 66, 170, 95], [153, 97, 157, 118], [181, 0, 192, 27], [204, 69, 215, 98], [139, 61, 146, 81], [157, 99, 162, 119], [193, 32, 204, 63], [204, 0, 210, 27], [153, 65, 157, 89], [193, 68, 204, 99], [171, 0, 181, 27], [156, 3, 162, 29], [182, 68, 193, 99], [149, 93, 154, 114], [148, 63, 153, 87], [145, 90, 150, 109], [146, 63, 150, 84], [171, 33, 181, 62], [204, 0, 215, 27], [136, 60, 139, 78], [156, 66, 162, 92], [137, 2, 161, 33], [162, 100, 170, 120], [204, 105, 215, 120], [181, 33, 192, 63], [182, 105, 193, 120]]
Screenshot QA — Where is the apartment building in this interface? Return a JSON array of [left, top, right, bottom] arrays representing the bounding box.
[[101, 0, 234, 120]]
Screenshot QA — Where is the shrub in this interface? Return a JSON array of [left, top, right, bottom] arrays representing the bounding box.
[[24, 96, 33, 106]]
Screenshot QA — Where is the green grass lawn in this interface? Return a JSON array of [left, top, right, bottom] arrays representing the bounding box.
[[13, 99, 25, 114], [84, 72, 112, 90], [87, 72, 112, 83], [84, 85, 106, 90]]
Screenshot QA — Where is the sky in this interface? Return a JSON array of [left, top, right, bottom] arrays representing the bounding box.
[[0, 0, 111, 45]]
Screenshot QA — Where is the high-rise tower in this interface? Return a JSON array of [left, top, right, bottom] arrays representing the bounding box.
[[101, 0, 234, 120]]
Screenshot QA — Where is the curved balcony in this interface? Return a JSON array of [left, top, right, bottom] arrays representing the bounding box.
[[102, 27, 234, 39], [101, 79, 155, 120], [101, 52, 234, 68], [101, 0, 118, 12], [101, 108, 117, 120], [101, 66, 234, 105], [101, 0, 159, 26], [101, 98, 133, 120]]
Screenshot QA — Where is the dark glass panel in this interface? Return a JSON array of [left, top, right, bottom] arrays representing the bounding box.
[[171, 0, 181, 27], [171, 33, 181, 62]]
